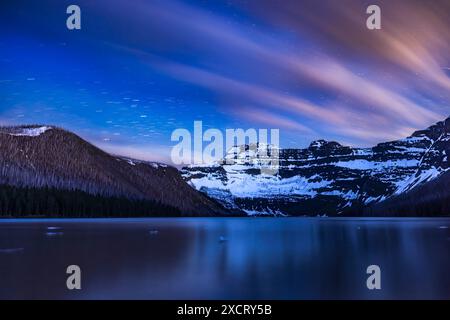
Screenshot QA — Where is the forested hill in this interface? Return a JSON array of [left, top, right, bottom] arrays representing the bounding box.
[[0, 125, 231, 217]]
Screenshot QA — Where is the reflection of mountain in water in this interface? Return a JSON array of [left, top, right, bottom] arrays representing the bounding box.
[[1, 218, 449, 299]]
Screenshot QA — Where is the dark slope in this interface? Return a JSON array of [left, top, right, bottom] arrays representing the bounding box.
[[364, 170, 450, 217], [0, 125, 230, 217]]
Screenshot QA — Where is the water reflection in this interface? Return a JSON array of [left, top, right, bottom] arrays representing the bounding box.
[[0, 218, 449, 299]]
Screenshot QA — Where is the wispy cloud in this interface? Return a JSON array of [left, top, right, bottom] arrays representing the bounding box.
[[232, 108, 315, 134], [2, 0, 449, 154], [104, 0, 448, 146]]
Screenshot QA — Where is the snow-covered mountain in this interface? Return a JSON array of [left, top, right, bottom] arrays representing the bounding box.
[[182, 116, 450, 216]]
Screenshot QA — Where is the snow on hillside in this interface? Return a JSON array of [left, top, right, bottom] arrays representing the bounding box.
[[395, 167, 443, 194], [189, 171, 332, 198], [336, 159, 420, 170], [7, 126, 52, 137]]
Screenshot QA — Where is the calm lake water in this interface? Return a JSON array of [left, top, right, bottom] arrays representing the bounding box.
[[0, 218, 449, 300]]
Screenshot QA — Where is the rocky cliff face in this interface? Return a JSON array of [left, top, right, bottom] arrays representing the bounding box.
[[182, 117, 450, 216]]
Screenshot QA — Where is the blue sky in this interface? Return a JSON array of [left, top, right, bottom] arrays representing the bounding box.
[[1, 0, 449, 163]]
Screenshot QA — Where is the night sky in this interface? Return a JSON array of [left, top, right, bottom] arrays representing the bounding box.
[[1, 0, 449, 163]]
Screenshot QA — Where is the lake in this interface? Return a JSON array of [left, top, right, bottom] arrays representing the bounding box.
[[0, 218, 449, 299]]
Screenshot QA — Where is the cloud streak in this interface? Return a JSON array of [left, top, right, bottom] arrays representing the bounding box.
[[2, 0, 449, 156], [103, 0, 449, 145]]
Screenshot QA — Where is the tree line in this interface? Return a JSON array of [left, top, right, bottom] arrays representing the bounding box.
[[0, 184, 181, 218]]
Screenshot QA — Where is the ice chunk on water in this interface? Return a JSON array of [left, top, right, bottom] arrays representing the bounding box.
[[47, 226, 62, 230], [0, 248, 24, 254], [45, 232, 64, 237]]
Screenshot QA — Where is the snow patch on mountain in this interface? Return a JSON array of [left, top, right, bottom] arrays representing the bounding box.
[[335, 159, 419, 170], [244, 208, 287, 216], [395, 167, 445, 194], [9, 126, 52, 137], [190, 173, 331, 198]]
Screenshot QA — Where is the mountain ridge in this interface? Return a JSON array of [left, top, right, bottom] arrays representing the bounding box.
[[1, 117, 449, 217], [182, 116, 450, 216], [0, 125, 231, 217]]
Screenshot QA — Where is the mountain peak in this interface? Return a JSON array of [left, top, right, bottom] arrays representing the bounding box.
[[411, 116, 450, 139], [308, 139, 343, 150]]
